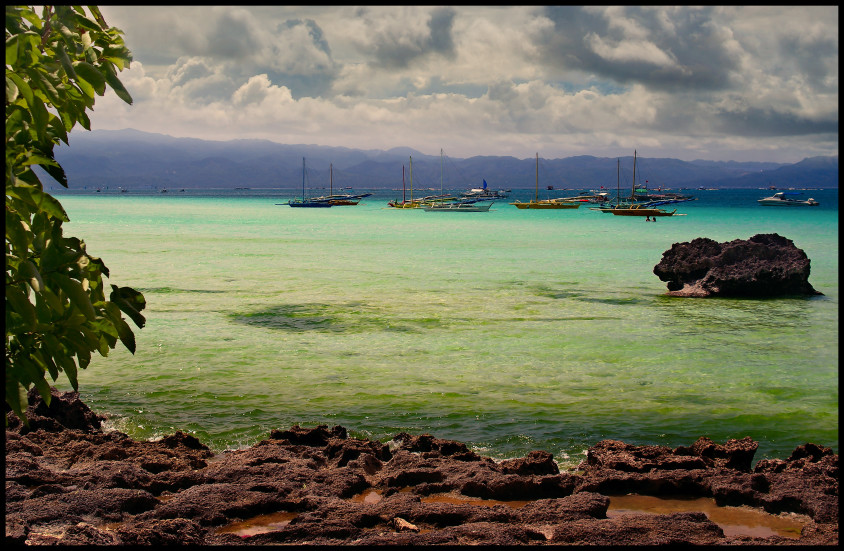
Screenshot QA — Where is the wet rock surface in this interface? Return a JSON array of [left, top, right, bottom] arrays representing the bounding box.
[[653, 233, 823, 297], [6, 389, 838, 545]]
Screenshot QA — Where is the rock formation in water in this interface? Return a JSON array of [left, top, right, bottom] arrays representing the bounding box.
[[653, 233, 823, 298], [5, 388, 838, 546]]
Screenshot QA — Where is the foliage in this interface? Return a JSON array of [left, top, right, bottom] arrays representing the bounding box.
[[5, 5, 145, 423]]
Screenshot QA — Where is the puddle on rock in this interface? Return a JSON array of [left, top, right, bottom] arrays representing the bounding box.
[[347, 489, 806, 540], [349, 488, 529, 509], [215, 511, 299, 537], [420, 493, 530, 509], [607, 494, 807, 540], [350, 488, 384, 504]]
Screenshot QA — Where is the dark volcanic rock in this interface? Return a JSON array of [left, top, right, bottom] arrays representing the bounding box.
[[5, 389, 838, 546], [653, 233, 823, 297]]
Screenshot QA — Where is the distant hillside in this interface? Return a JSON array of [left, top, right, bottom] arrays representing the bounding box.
[[43, 129, 838, 190]]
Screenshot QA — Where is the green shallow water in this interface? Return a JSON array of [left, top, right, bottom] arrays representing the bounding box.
[[51, 187, 838, 465]]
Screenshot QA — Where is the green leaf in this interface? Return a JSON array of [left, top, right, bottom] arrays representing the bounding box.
[[76, 346, 91, 370], [29, 94, 49, 142], [47, 114, 69, 145], [6, 286, 37, 331], [6, 75, 19, 102], [25, 356, 53, 401], [25, 67, 61, 106], [71, 13, 103, 33], [71, 61, 106, 96], [57, 277, 97, 321], [5, 376, 30, 428], [74, 74, 96, 98], [7, 182, 70, 219], [105, 302, 136, 353], [9, 72, 37, 107], [5, 215, 31, 259], [103, 62, 133, 104], [55, 42, 78, 80], [19, 260, 45, 292], [110, 285, 146, 328]]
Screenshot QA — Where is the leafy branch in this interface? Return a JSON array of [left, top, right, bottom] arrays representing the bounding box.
[[6, 5, 145, 423]]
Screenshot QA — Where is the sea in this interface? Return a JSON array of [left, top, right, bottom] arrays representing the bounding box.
[[49, 186, 838, 467]]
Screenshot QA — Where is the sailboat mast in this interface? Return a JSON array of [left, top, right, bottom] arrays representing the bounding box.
[[632, 150, 637, 202], [402, 164, 406, 203], [329, 163, 333, 196], [302, 157, 305, 198], [616, 158, 620, 204], [440, 148, 444, 204], [409, 156, 413, 203], [535, 152, 539, 201]]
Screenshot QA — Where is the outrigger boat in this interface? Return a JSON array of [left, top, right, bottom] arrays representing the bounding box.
[[510, 153, 580, 209], [309, 164, 371, 205], [388, 158, 421, 208], [424, 149, 493, 212], [608, 151, 686, 217], [288, 157, 332, 207]]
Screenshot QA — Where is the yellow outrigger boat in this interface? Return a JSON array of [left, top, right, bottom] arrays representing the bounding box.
[[510, 153, 580, 209]]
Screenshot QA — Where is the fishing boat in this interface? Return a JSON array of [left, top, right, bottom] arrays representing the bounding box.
[[310, 164, 371, 205], [757, 192, 819, 206], [609, 151, 683, 217], [509, 153, 580, 209], [288, 157, 332, 207], [424, 149, 493, 212]]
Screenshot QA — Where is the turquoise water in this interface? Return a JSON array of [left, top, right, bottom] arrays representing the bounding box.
[[51, 187, 838, 465]]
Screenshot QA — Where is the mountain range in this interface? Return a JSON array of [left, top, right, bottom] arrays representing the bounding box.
[[46, 129, 838, 191]]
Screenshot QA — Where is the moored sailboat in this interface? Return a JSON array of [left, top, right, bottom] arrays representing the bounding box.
[[509, 153, 580, 209], [310, 163, 371, 205], [424, 149, 494, 212], [288, 157, 332, 207], [388, 157, 425, 208], [608, 151, 684, 217]]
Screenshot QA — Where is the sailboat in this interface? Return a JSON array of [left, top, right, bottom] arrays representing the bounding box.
[[310, 163, 372, 205], [509, 153, 580, 209], [388, 157, 424, 208], [288, 157, 332, 207], [609, 151, 683, 217], [424, 149, 493, 212], [590, 158, 632, 213]]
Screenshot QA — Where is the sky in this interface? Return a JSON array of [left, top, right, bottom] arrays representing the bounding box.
[[87, 5, 839, 163]]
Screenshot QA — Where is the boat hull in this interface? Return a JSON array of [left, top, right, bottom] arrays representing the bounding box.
[[610, 208, 676, 216], [289, 201, 332, 208], [758, 200, 819, 206], [510, 201, 580, 209], [757, 193, 819, 206], [424, 203, 493, 212]]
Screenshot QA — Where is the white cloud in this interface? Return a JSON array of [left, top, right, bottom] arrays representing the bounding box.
[[86, 6, 837, 162]]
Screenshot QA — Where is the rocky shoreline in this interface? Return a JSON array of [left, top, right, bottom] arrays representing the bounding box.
[[6, 389, 838, 545]]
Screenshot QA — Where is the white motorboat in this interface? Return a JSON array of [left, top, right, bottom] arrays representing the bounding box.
[[757, 192, 819, 206]]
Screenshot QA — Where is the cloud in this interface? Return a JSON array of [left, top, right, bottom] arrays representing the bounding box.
[[349, 6, 457, 70], [88, 6, 837, 162], [537, 6, 740, 91]]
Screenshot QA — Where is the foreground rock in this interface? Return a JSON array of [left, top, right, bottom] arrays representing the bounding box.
[[653, 233, 823, 297], [6, 389, 838, 545]]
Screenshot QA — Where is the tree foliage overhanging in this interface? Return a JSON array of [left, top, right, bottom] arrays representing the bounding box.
[[6, 5, 146, 423]]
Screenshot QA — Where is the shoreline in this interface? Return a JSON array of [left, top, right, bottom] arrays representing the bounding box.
[[6, 388, 838, 546]]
